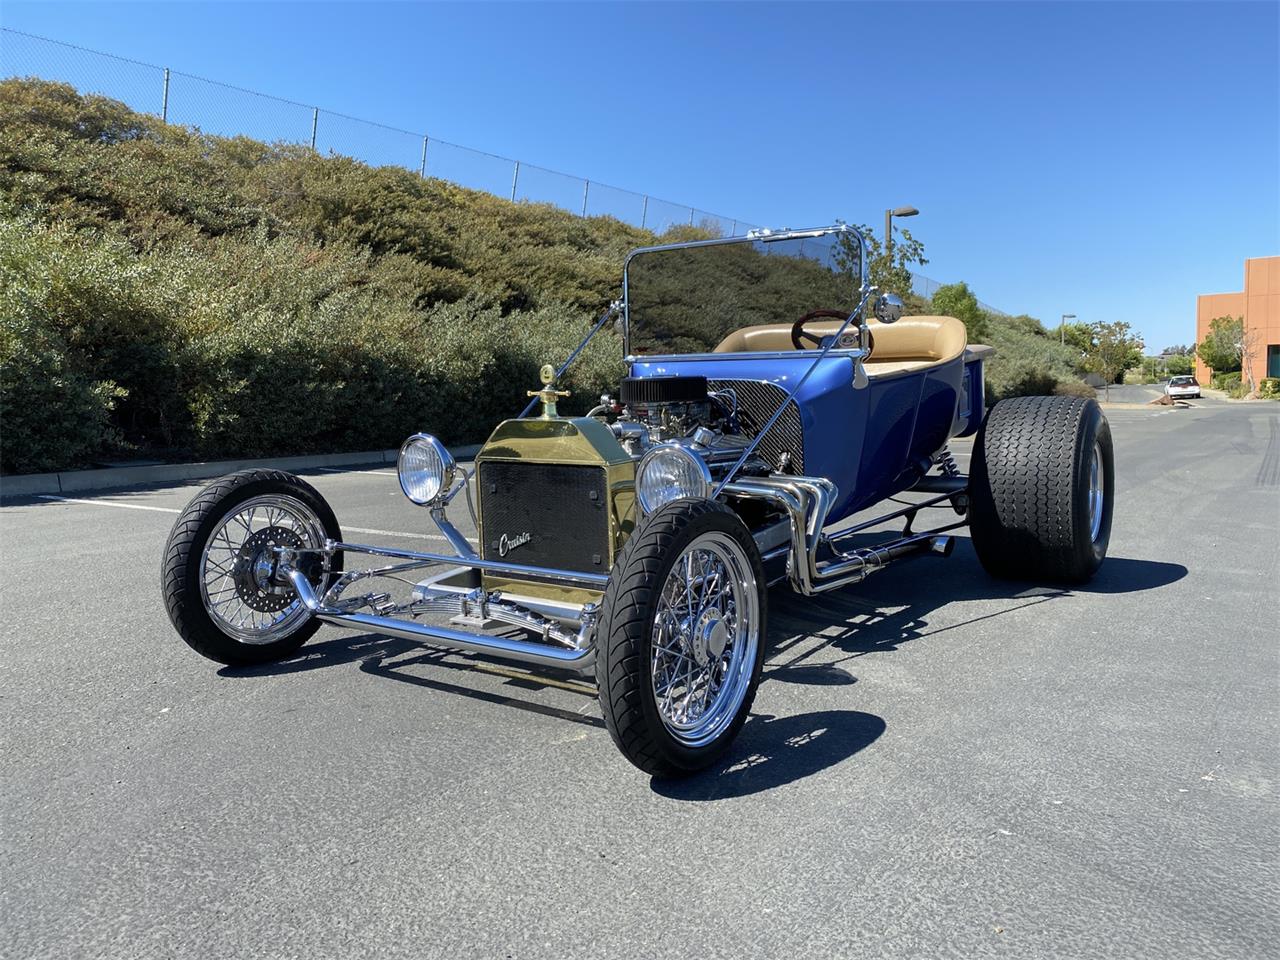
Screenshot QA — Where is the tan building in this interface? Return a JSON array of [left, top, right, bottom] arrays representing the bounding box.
[[1195, 256, 1280, 386]]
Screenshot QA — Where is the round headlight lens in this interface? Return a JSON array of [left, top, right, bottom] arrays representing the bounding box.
[[398, 434, 456, 505], [636, 443, 713, 514]]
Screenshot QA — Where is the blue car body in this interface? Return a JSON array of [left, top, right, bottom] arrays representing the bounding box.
[[630, 351, 984, 523]]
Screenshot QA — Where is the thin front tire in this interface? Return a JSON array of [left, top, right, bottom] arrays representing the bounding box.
[[161, 470, 343, 665]]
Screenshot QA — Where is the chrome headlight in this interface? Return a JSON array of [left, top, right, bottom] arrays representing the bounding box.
[[636, 442, 713, 514], [398, 433, 456, 505]]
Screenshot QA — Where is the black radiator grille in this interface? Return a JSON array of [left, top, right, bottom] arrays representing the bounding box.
[[478, 461, 611, 573], [709, 378, 805, 474]]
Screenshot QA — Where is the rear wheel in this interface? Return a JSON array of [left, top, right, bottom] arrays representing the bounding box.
[[161, 470, 342, 665], [595, 499, 766, 777], [969, 396, 1113, 583]]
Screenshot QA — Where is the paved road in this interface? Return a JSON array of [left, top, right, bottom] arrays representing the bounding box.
[[2, 398, 1277, 959]]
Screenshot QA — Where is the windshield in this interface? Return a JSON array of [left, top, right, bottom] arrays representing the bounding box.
[[623, 228, 864, 356]]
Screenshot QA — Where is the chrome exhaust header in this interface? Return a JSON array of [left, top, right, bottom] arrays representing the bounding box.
[[724, 474, 965, 595]]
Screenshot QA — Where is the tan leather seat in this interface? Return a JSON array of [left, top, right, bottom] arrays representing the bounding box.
[[712, 315, 968, 377]]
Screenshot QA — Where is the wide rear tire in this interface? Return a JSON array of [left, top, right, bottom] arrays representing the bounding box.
[[161, 470, 342, 665], [595, 499, 767, 778], [969, 396, 1113, 583]]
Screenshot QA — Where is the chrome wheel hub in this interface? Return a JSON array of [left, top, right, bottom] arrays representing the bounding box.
[[1087, 440, 1105, 543], [233, 526, 304, 613], [650, 532, 760, 748], [691, 607, 729, 667]]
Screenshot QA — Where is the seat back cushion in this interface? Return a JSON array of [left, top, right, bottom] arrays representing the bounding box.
[[712, 315, 966, 363]]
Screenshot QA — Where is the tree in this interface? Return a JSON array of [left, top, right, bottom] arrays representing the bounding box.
[[1194, 315, 1259, 393], [1060, 321, 1095, 371], [1165, 353, 1194, 376], [1081, 321, 1144, 399], [930, 282, 991, 344], [835, 223, 928, 299], [1195, 316, 1243, 375]]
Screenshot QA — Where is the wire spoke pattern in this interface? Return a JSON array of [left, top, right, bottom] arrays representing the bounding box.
[[649, 531, 758, 748], [198, 495, 325, 644]]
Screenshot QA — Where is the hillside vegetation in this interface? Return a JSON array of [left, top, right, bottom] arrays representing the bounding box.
[[0, 79, 1089, 474]]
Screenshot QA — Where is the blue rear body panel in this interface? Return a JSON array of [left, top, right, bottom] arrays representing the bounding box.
[[629, 353, 969, 523]]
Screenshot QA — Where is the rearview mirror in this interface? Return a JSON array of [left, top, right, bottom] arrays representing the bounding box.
[[874, 293, 904, 324]]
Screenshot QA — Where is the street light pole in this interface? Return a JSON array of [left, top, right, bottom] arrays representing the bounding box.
[[884, 205, 919, 257], [1060, 313, 1077, 346]]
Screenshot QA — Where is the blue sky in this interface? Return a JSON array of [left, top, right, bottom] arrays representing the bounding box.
[[3, 1, 1277, 350]]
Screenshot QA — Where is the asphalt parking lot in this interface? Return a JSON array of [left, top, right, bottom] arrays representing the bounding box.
[[2, 397, 1277, 960]]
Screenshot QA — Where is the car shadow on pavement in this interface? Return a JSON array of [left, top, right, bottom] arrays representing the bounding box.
[[217, 542, 1184, 796], [359, 650, 606, 729], [651, 709, 886, 801], [218, 632, 424, 678], [764, 541, 1188, 681]]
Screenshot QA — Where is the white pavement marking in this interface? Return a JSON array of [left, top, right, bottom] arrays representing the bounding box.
[[35, 495, 449, 541], [341, 526, 448, 542], [315, 467, 399, 477], [38, 494, 179, 513]]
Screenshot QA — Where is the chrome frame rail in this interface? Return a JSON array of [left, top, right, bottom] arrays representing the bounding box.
[[273, 538, 607, 671], [272, 466, 963, 669], [287, 569, 596, 669]]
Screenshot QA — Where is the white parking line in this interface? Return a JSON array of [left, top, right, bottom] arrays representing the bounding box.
[[35, 495, 449, 541], [315, 467, 399, 477], [38, 494, 179, 513], [342, 526, 448, 542]]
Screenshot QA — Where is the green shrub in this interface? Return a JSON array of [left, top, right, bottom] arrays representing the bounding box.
[[1212, 371, 1241, 392], [983, 315, 1082, 401], [0, 316, 125, 473], [1259, 378, 1280, 400], [1052, 379, 1097, 399], [0, 77, 1106, 472]]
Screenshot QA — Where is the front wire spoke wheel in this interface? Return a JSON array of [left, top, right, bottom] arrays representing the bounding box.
[[596, 499, 767, 777], [198, 494, 327, 644], [163, 470, 344, 666], [652, 531, 759, 749]]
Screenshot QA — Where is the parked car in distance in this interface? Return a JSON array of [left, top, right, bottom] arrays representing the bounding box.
[[1165, 375, 1201, 400]]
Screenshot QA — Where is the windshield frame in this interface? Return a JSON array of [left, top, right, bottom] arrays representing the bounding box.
[[620, 223, 869, 361]]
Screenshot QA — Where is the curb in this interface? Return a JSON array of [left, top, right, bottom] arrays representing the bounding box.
[[1, 444, 484, 499]]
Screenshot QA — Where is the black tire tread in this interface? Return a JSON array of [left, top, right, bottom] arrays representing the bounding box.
[[969, 395, 1108, 582]]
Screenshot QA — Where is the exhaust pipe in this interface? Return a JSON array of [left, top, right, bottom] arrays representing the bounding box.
[[929, 535, 955, 556]]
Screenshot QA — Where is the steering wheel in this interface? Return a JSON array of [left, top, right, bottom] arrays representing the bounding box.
[[791, 309, 858, 351]]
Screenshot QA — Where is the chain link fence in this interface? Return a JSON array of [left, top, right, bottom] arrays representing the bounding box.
[[1, 27, 1001, 311]]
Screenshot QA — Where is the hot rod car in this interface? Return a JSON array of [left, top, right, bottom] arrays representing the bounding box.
[[161, 224, 1114, 776]]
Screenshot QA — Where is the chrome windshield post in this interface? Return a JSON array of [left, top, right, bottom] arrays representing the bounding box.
[[516, 300, 621, 419], [710, 284, 877, 498]]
